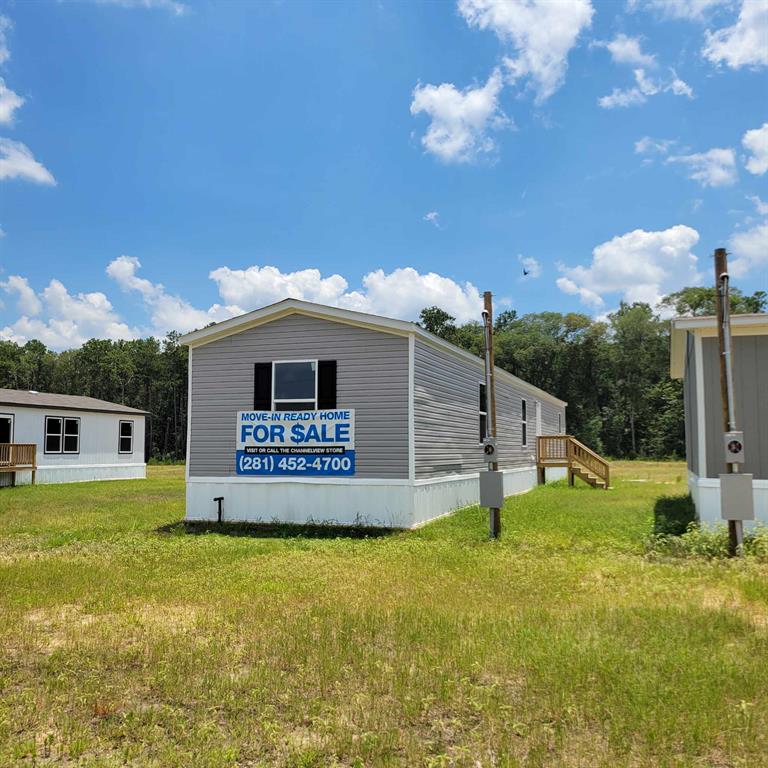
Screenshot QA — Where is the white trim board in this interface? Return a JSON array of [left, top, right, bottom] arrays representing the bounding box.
[[188, 464, 539, 488], [694, 332, 707, 478]]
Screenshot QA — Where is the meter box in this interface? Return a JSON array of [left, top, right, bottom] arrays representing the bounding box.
[[482, 437, 498, 462], [724, 431, 745, 464]]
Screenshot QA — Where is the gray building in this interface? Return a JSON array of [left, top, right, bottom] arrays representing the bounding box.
[[671, 313, 768, 525], [181, 299, 567, 527]]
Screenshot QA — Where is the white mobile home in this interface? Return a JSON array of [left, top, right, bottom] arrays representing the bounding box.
[[671, 313, 768, 525], [0, 389, 147, 486], [181, 299, 568, 528]]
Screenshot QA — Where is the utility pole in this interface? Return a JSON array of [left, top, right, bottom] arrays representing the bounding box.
[[714, 248, 743, 556], [482, 291, 501, 539]]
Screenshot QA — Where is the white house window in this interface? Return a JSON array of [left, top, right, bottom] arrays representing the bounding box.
[[45, 416, 80, 454], [479, 383, 487, 443], [558, 413, 562, 433], [521, 398, 528, 447], [119, 420, 134, 454], [272, 360, 317, 411]]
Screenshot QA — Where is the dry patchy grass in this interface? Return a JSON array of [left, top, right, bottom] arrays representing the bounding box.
[[0, 462, 767, 767]]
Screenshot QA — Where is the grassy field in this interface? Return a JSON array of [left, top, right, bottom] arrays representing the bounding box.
[[1, 462, 767, 767]]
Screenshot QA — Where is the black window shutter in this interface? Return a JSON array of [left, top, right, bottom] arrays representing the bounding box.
[[254, 363, 272, 410], [317, 360, 337, 409]]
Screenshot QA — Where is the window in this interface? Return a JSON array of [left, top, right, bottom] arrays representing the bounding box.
[[479, 383, 487, 442], [558, 413, 562, 433], [45, 416, 80, 454], [119, 420, 134, 454], [272, 360, 317, 411], [521, 398, 528, 447]]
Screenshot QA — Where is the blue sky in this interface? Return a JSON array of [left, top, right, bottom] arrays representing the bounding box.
[[0, 0, 765, 349]]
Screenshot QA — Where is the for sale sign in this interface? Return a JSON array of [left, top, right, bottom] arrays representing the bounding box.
[[235, 409, 355, 476]]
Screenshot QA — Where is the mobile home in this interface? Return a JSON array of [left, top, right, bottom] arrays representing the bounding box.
[[0, 389, 147, 486], [181, 299, 567, 528], [670, 313, 768, 525]]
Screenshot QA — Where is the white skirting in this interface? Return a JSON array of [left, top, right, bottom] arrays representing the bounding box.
[[6, 463, 147, 486], [689, 471, 768, 528], [186, 465, 553, 528]]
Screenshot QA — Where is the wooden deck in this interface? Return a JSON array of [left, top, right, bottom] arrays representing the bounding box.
[[537, 435, 610, 489], [0, 443, 37, 486]]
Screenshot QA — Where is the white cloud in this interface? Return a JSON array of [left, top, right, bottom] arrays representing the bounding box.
[[0, 78, 22, 124], [357, 268, 484, 322], [629, 0, 728, 20], [747, 194, 768, 215], [459, 0, 594, 103], [599, 84, 647, 109], [0, 15, 11, 66], [0, 138, 56, 185], [107, 255, 237, 335], [668, 69, 694, 97], [593, 33, 656, 67], [209, 264, 359, 312], [209, 263, 485, 323], [0, 279, 137, 349], [598, 67, 693, 108], [1, 275, 42, 316], [518, 254, 542, 278], [635, 136, 676, 156], [423, 211, 440, 227], [90, 0, 188, 15], [667, 147, 737, 187], [742, 122, 768, 175], [410, 68, 511, 163], [0, 258, 492, 349], [729, 221, 768, 277], [703, 0, 768, 68], [556, 225, 701, 309]]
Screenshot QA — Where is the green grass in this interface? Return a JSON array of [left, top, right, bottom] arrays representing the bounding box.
[[1, 462, 767, 767]]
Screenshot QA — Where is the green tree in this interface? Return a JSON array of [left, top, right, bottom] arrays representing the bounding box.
[[660, 286, 767, 316]]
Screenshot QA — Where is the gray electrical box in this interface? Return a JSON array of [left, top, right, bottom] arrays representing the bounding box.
[[720, 473, 754, 521], [482, 437, 498, 462], [480, 470, 504, 509], [724, 431, 745, 464]]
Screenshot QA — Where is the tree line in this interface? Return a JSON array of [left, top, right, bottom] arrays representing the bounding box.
[[419, 286, 765, 459], [0, 285, 762, 461], [0, 333, 188, 461]]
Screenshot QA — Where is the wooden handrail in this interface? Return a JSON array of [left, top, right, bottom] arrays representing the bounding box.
[[537, 435, 609, 489], [0, 443, 36, 467]]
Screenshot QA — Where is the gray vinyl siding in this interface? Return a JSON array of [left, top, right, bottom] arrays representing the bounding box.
[[701, 335, 768, 479], [189, 314, 409, 479], [414, 338, 565, 479], [683, 332, 699, 476]]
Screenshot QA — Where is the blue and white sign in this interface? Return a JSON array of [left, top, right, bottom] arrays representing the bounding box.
[[236, 409, 355, 476]]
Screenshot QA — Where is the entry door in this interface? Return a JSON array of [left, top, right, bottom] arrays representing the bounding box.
[[0, 415, 13, 443]]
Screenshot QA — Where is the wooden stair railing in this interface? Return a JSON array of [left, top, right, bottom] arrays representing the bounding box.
[[537, 435, 609, 489], [0, 443, 37, 486]]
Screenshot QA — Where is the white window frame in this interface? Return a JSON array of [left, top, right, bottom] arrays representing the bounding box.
[[479, 381, 487, 445], [119, 420, 134, 455], [271, 359, 318, 411], [521, 398, 528, 448], [0, 413, 14, 443], [45, 415, 80, 455]]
